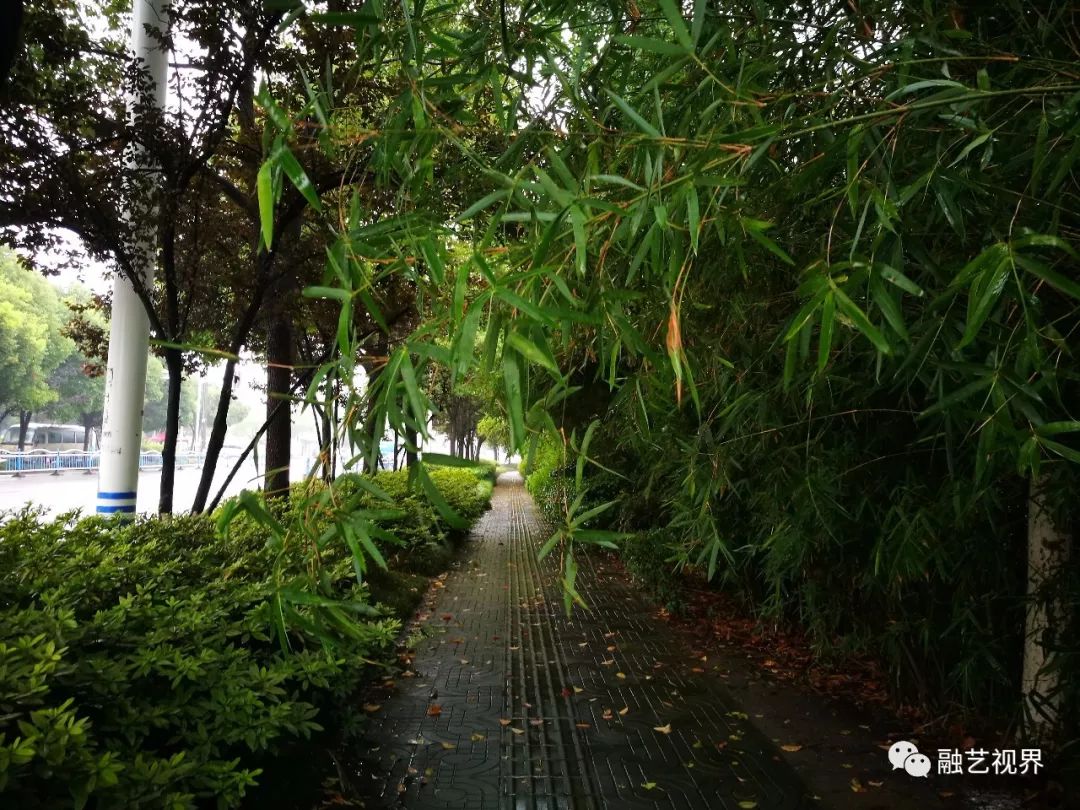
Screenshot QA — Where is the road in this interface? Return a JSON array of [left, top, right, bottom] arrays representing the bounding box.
[[0, 457, 318, 518]]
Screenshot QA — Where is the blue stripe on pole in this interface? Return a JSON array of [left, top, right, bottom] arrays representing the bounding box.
[[98, 491, 137, 500], [96, 504, 137, 514]]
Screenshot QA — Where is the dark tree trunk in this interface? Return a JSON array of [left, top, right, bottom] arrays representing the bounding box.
[[265, 313, 292, 499], [17, 410, 31, 450], [405, 426, 417, 468], [321, 402, 333, 481], [158, 348, 183, 513], [82, 414, 93, 450], [190, 245, 275, 514], [360, 336, 388, 474], [190, 357, 239, 513]]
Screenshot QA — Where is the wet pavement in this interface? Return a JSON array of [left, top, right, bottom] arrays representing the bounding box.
[[348, 472, 814, 809]]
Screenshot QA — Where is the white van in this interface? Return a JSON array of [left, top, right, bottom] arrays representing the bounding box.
[[0, 423, 98, 452]]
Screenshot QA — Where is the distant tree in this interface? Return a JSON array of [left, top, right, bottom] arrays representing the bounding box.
[[477, 415, 510, 462], [0, 249, 72, 446], [42, 356, 104, 450]]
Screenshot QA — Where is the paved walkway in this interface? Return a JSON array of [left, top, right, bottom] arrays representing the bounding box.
[[348, 473, 813, 809]]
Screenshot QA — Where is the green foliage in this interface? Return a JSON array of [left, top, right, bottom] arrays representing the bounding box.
[[0, 466, 493, 808], [522, 433, 570, 524], [622, 531, 685, 615], [0, 510, 382, 808], [0, 250, 72, 418], [333, 466, 494, 558]]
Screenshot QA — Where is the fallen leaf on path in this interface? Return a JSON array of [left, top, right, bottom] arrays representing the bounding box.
[[618, 706, 629, 716], [440, 614, 453, 621], [510, 727, 524, 735], [363, 703, 382, 713], [641, 782, 657, 790], [780, 744, 802, 752], [850, 778, 865, 793], [654, 724, 673, 734], [575, 722, 592, 729], [616, 672, 627, 680], [470, 733, 486, 742], [573, 686, 584, 694], [602, 708, 613, 720], [440, 742, 456, 750], [737, 801, 758, 809], [426, 705, 442, 717], [529, 718, 544, 726], [561, 687, 573, 698], [498, 718, 512, 726], [601, 659, 615, 666]]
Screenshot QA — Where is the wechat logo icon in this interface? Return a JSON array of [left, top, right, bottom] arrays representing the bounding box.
[[888, 740, 931, 777]]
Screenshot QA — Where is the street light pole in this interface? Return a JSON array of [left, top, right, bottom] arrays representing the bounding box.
[[96, 0, 168, 516]]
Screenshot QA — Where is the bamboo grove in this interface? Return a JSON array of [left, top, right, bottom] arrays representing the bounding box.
[[242, 0, 1080, 745], [70, 0, 1080, 748]]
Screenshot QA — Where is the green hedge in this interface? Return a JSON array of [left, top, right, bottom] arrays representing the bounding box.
[[0, 466, 493, 809], [520, 436, 570, 524]]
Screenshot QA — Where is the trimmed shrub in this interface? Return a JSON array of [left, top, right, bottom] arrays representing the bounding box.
[[0, 465, 494, 808]]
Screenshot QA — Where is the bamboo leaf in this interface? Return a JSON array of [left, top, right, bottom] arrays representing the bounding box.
[[657, 0, 694, 50], [507, 330, 561, 377], [920, 376, 993, 418], [605, 90, 661, 138], [457, 189, 509, 221], [817, 291, 835, 372], [833, 287, 891, 354], [615, 35, 688, 55], [687, 188, 700, 254], [257, 160, 274, 250], [273, 143, 322, 211], [959, 253, 1009, 348], [303, 285, 351, 301], [503, 350, 525, 450], [878, 264, 924, 297]]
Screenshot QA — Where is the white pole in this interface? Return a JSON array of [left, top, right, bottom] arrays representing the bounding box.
[[96, 0, 169, 516]]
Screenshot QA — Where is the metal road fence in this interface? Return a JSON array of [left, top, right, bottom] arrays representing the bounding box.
[[0, 450, 208, 476]]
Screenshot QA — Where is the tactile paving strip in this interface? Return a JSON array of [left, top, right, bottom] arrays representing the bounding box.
[[344, 473, 813, 810]]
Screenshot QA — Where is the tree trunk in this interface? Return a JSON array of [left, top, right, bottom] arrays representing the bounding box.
[[1022, 474, 1071, 743], [330, 379, 340, 479], [190, 243, 275, 513], [405, 426, 417, 468], [264, 313, 292, 499], [82, 413, 93, 450], [190, 357, 239, 513], [158, 348, 183, 514], [359, 336, 388, 474], [17, 410, 31, 450], [321, 401, 333, 481]]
